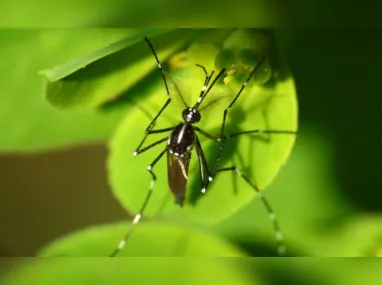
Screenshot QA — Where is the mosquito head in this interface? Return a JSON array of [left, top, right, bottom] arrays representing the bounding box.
[[182, 108, 201, 124]]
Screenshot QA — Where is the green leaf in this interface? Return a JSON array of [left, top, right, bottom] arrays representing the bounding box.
[[40, 29, 170, 82], [37, 221, 246, 257], [42, 29, 209, 109], [108, 29, 298, 227], [0, 29, 138, 153], [2, 259, 257, 285]]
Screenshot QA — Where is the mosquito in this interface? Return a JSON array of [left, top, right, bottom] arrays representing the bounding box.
[[110, 36, 297, 257]]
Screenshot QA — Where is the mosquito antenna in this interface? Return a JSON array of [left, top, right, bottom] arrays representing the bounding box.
[[198, 94, 231, 112], [169, 77, 189, 108]]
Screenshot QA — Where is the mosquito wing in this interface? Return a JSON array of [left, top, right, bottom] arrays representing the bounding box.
[[167, 152, 191, 206]]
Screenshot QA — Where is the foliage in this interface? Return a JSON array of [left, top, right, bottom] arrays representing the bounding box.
[[1, 28, 381, 284]]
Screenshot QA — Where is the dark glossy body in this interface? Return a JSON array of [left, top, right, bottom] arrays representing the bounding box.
[[168, 123, 195, 156], [167, 109, 200, 206]]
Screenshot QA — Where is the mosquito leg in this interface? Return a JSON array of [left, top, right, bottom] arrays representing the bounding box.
[[193, 68, 226, 109], [135, 99, 171, 153], [146, 127, 175, 135], [195, 64, 208, 78], [219, 55, 266, 137], [209, 56, 267, 181], [204, 129, 297, 190], [195, 64, 215, 87], [134, 136, 169, 156], [110, 147, 168, 257], [215, 166, 286, 256], [220, 55, 266, 136], [195, 64, 215, 100], [202, 128, 297, 186], [135, 37, 173, 152], [205, 129, 297, 188], [194, 135, 213, 194], [227, 129, 298, 138], [194, 126, 221, 142], [134, 127, 175, 156]]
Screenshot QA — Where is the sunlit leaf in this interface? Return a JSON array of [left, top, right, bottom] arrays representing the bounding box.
[[37, 221, 246, 257], [108, 29, 298, 227], [42, 29, 208, 109], [0, 29, 136, 152], [4, 241, 254, 285]]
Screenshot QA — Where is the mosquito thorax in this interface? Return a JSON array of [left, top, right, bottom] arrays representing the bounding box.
[[182, 108, 201, 124]]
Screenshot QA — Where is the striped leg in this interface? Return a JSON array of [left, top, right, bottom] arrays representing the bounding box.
[[133, 129, 174, 156], [210, 56, 267, 180], [228, 129, 297, 138], [195, 64, 214, 99], [135, 37, 173, 152], [215, 166, 286, 256], [110, 147, 168, 257], [193, 68, 226, 109], [194, 135, 214, 194]]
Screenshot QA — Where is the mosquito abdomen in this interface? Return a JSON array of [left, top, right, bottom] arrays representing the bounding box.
[[167, 123, 195, 206]]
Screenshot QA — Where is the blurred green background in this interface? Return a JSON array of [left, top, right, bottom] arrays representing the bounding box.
[[1, 0, 381, 27], [0, 28, 382, 283], [0, 29, 382, 285], [0, 23, 382, 284]]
